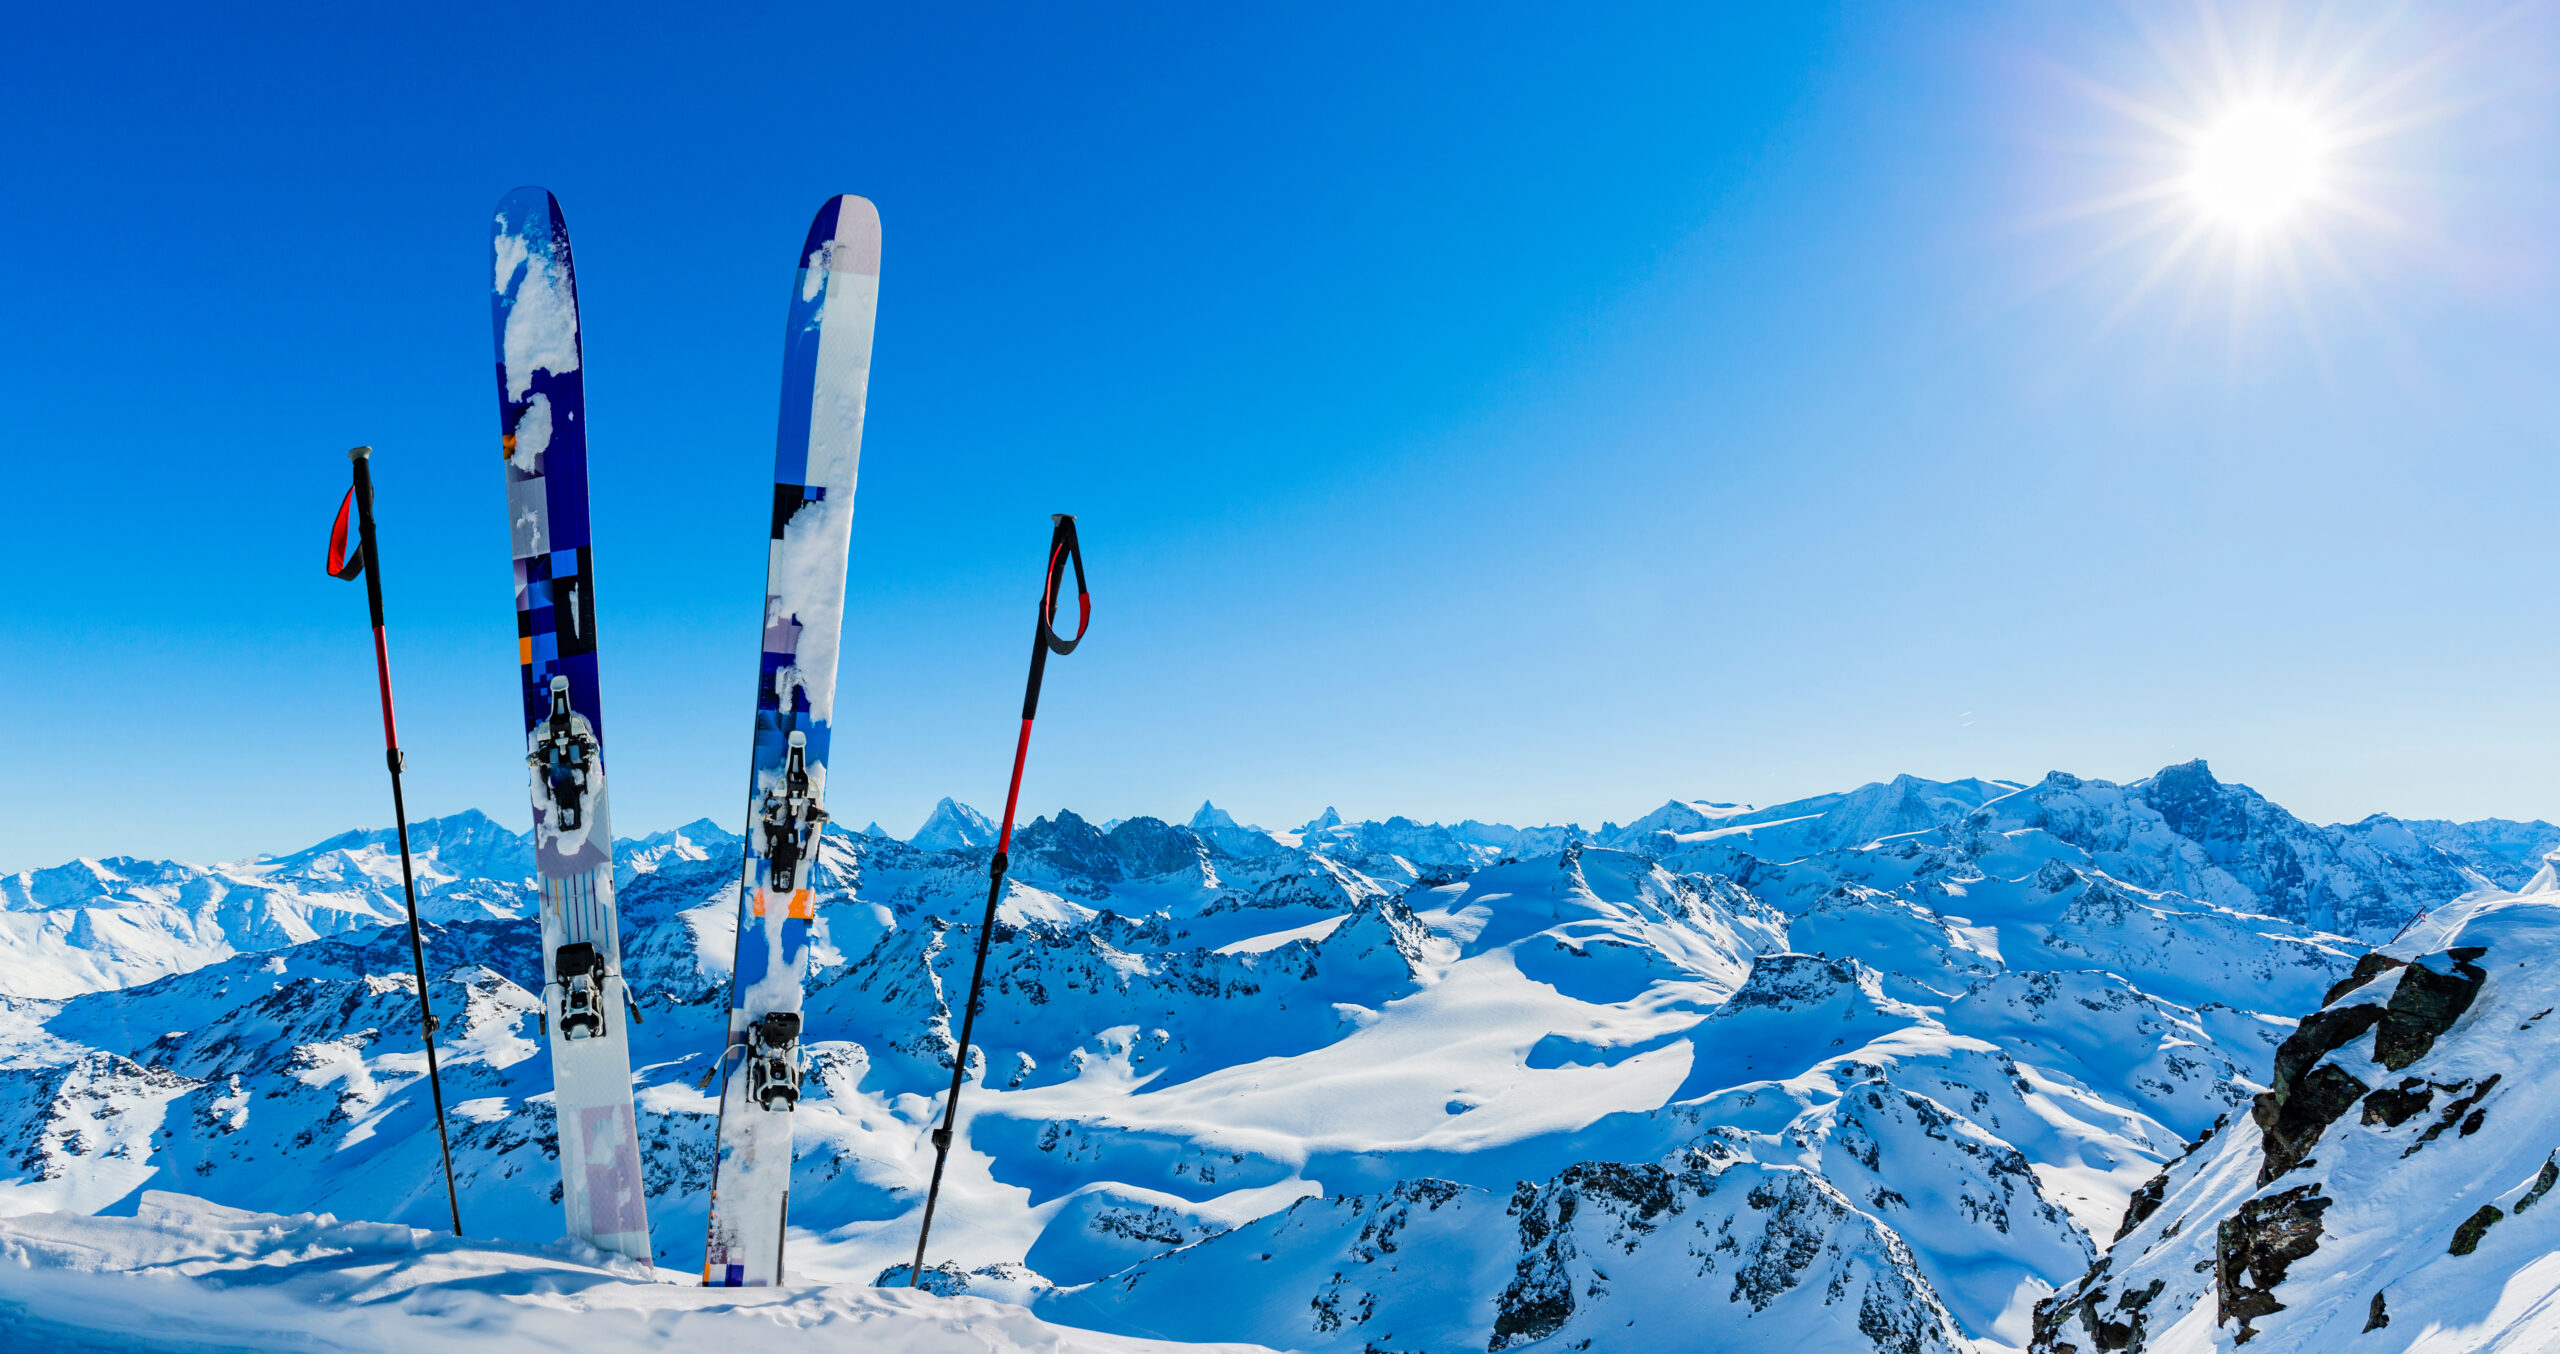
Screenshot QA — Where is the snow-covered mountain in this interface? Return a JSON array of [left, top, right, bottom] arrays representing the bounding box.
[[0, 762, 2546, 1352], [0, 808, 537, 999], [2031, 875, 2560, 1352]]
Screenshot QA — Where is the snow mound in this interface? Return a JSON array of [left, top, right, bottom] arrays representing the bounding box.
[[0, 1190, 1264, 1353]]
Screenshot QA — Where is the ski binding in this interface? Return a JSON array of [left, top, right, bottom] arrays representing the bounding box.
[[529, 675, 598, 831], [555, 941, 607, 1040], [746, 1012, 804, 1111]]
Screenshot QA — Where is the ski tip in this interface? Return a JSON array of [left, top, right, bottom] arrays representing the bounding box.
[[494, 186, 568, 236], [800, 195, 880, 277]]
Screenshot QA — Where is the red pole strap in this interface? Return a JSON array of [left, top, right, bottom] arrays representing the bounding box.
[[327, 490, 365, 581]]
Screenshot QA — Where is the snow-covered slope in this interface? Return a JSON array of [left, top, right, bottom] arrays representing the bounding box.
[[0, 1190, 1261, 1353], [0, 763, 2536, 1353], [2031, 874, 2560, 1353]]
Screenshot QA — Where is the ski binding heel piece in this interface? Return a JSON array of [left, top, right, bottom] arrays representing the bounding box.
[[556, 941, 608, 1040], [747, 1011, 804, 1111]]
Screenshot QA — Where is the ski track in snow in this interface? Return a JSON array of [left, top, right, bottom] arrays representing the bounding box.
[[2, 761, 2556, 1351]]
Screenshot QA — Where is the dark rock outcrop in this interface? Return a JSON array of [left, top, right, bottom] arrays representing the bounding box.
[[2321, 952, 2406, 1007], [2359, 1078, 2434, 1128], [2215, 1184, 2333, 1340], [2449, 1204, 2504, 1256], [2248, 947, 2489, 1185], [2253, 1063, 2368, 1184], [2374, 949, 2488, 1070], [2115, 1170, 2169, 1242]]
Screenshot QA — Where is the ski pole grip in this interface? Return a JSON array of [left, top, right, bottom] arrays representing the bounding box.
[[349, 445, 373, 461], [1038, 515, 1089, 656]]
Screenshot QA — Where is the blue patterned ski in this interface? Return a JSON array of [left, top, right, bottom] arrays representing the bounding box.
[[701, 195, 882, 1286], [490, 186, 652, 1264]]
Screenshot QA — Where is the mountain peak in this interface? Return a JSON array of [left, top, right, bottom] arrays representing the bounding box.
[[910, 798, 996, 852], [2149, 757, 2219, 787], [1189, 802, 1283, 858]]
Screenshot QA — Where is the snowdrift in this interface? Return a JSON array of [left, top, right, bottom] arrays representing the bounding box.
[[0, 1190, 1263, 1354]]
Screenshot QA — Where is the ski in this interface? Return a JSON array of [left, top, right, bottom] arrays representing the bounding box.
[[490, 186, 652, 1263], [701, 194, 882, 1287]]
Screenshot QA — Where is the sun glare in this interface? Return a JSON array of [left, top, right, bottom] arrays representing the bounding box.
[[2031, 2, 2504, 355], [2189, 102, 2327, 231]]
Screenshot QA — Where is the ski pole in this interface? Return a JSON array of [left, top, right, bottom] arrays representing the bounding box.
[[327, 445, 466, 1238], [909, 514, 1089, 1287]]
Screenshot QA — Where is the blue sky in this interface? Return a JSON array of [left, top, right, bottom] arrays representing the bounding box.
[[6, 2, 2559, 867]]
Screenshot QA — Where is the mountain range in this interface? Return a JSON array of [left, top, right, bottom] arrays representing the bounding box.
[[2, 759, 2556, 1352]]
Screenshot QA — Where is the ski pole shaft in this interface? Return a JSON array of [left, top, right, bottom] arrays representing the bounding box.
[[911, 516, 1089, 1287], [346, 446, 466, 1239]]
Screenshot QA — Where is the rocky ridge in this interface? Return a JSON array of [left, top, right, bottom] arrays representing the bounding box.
[[2031, 875, 2560, 1353]]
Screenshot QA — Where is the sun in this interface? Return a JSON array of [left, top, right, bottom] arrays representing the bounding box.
[[2026, 2, 2503, 352], [2188, 102, 2329, 232]]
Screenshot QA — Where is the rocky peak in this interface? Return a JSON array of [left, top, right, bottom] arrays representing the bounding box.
[[1187, 802, 1283, 858], [909, 797, 997, 853], [1100, 817, 1213, 879]]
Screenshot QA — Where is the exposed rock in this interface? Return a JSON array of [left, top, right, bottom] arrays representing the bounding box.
[[2215, 1184, 2331, 1340], [2116, 1169, 2169, 1242], [2374, 949, 2488, 1070], [2516, 1158, 2559, 1214], [2402, 1074, 2501, 1157], [2364, 1291, 2388, 1332], [2321, 952, 2406, 1007], [2448, 1204, 2504, 1256], [2358, 1078, 2433, 1128], [2264, 1005, 2385, 1106], [2254, 1063, 2369, 1184], [2244, 949, 2490, 1185]]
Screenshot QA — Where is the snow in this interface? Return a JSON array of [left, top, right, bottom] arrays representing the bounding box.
[[1210, 915, 1346, 954], [0, 1191, 1262, 1353], [493, 205, 580, 411], [2035, 870, 2560, 1352], [0, 763, 2546, 1351]]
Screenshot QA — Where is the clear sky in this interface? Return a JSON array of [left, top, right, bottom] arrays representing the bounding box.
[[6, 2, 2559, 868]]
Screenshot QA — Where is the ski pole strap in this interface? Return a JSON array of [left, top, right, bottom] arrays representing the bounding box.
[[327, 488, 365, 580], [1019, 515, 1089, 724], [1038, 514, 1089, 656]]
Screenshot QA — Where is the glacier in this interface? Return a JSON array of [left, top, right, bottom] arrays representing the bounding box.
[[0, 759, 2553, 1352]]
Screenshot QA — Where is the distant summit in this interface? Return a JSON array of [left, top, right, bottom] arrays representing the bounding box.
[[909, 797, 996, 852], [1187, 801, 1283, 858]]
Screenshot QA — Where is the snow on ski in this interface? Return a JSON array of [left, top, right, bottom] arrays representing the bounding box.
[[701, 195, 882, 1287], [490, 186, 652, 1264]]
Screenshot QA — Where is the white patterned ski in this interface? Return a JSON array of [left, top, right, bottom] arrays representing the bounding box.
[[701, 195, 881, 1286], [490, 186, 652, 1264]]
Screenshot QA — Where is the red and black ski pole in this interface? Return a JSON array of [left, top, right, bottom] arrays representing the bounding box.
[[327, 445, 465, 1238], [909, 514, 1090, 1287]]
